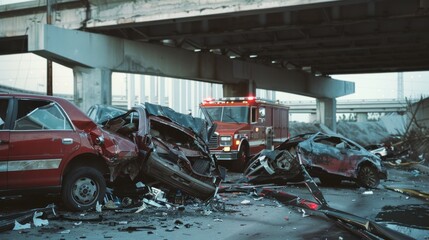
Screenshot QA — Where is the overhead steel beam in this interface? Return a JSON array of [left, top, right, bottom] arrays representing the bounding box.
[[27, 24, 354, 98]]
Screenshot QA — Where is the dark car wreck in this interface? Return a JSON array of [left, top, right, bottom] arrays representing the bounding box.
[[0, 94, 221, 212], [245, 132, 387, 188], [92, 103, 222, 202]]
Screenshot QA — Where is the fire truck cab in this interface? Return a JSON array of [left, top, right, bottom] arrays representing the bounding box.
[[200, 96, 289, 171]]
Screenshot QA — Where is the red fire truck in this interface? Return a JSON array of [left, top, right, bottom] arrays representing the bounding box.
[[200, 96, 290, 171]]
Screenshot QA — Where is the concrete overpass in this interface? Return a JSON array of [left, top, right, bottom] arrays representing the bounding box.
[[1, 0, 429, 130]]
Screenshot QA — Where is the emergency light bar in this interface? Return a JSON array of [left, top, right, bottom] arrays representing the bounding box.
[[203, 96, 276, 103]]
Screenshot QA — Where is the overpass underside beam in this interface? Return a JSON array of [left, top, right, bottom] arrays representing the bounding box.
[[27, 24, 353, 119]]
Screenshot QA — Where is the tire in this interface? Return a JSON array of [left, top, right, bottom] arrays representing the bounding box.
[[62, 167, 106, 211], [232, 144, 249, 172], [357, 165, 380, 188]]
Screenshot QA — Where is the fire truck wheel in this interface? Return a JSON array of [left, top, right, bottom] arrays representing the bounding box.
[[232, 144, 249, 172]]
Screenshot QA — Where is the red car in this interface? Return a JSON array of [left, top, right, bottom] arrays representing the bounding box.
[[0, 94, 221, 211]]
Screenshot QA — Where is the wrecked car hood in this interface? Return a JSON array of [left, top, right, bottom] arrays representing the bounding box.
[[88, 103, 222, 201]]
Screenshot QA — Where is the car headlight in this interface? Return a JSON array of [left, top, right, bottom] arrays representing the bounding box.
[[220, 136, 232, 146]]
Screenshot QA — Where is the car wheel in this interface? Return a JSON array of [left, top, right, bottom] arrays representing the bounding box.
[[232, 144, 249, 172], [319, 176, 342, 186], [62, 167, 106, 211], [358, 165, 380, 188]]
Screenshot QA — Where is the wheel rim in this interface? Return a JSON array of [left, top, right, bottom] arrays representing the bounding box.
[[71, 177, 99, 205], [360, 166, 378, 188]]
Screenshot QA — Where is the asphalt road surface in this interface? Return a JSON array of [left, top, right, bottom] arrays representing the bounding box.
[[1, 167, 428, 240]]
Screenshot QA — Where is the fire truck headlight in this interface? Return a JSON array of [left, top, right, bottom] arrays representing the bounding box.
[[223, 146, 231, 152], [235, 139, 240, 146], [220, 136, 232, 146]]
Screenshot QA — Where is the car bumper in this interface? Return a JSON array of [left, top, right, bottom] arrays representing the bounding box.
[[211, 150, 239, 161], [143, 152, 220, 201]]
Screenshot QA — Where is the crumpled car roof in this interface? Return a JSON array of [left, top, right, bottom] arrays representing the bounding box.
[[144, 102, 210, 142]]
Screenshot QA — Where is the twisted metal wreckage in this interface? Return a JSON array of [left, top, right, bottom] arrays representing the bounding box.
[[0, 104, 415, 239]]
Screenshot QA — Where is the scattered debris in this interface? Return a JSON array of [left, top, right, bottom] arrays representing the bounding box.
[[259, 155, 415, 240], [33, 211, 49, 227], [12, 221, 31, 231], [362, 190, 374, 195], [0, 204, 56, 232], [118, 225, 157, 233], [240, 200, 251, 205], [384, 186, 429, 201], [96, 201, 102, 213], [59, 229, 71, 234]]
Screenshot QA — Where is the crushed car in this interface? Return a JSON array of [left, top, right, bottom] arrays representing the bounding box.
[[0, 94, 221, 211], [364, 144, 389, 159], [245, 132, 387, 188], [96, 102, 222, 202]]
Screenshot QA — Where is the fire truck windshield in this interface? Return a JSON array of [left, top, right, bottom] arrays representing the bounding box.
[[204, 106, 249, 123]]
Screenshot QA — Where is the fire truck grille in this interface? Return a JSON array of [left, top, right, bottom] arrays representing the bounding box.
[[208, 134, 219, 149]]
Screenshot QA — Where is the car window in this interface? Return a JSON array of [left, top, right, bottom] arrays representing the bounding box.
[[13, 99, 73, 130], [0, 99, 8, 130]]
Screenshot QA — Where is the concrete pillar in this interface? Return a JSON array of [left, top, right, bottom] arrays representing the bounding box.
[[138, 75, 146, 104], [171, 78, 180, 111], [186, 81, 192, 115], [180, 80, 186, 114], [223, 80, 256, 97], [158, 76, 165, 105], [73, 67, 111, 112], [316, 98, 337, 131], [148, 75, 156, 104], [356, 113, 368, 122], [127, 74, 135, 108], [309, 113, 317, 123]]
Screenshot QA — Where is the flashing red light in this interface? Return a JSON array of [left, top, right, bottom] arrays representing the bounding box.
[[204, 97, 215, 102], [247, 96, 256, 101]]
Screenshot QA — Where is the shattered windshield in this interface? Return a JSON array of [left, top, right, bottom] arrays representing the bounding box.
[[203, 106, 249, 123]]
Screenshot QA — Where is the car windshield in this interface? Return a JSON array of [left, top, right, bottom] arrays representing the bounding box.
[[203, 106, 249, 123]]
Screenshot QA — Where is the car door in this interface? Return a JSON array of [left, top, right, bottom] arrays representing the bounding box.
[[308, 136, 347, 175], [7, 98, 80, 189], [0, 98, 11, 189]]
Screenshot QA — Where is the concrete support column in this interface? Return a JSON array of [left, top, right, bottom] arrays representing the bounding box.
[[139, 75, 146, 104], [148, 76, 156, 104], [127, 74, 135, 108], [309, 113, 317, 123], [73, 67, 111, 112], [223, 80, 256, 97], [158, 76, 165, 105], [186, 81, 192, 115], [171, 78, 180, 111], [179, 80, 187, 114], [356, 113, 368, 122], [316, 98, 337, 131]]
